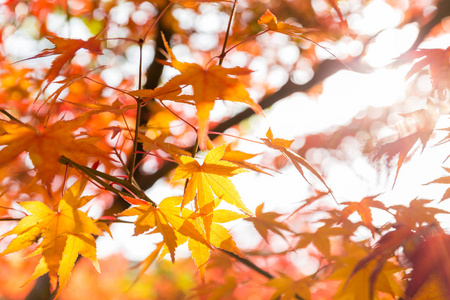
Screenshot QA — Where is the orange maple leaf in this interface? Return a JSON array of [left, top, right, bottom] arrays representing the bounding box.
[[296, 225, 348, 258], [0, 115, 109, 188], [338, 194, 387, 237], [245, 203, 293, 243], [391, 199, 448, 229], [258, 10, 318, 38], [329, 242, 405, 300], [372, 100, 438, 187], [191, 276, 237, 300], [266, 273, 312, 300], [0, 179, 103, 298], [405, 231, 450, 299], [17, 34, 102, 93], [262, 128, 334, 196], [425, 167, 450, 202], [130, 36, 263, 150], [324, 0, 349, 31], [404, 47, 450, 95]]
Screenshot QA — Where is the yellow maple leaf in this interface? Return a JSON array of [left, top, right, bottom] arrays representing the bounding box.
[[328, 243, 405, 300], [172, 145, 251, 239], [0, 115, 108, 189], [187, 205, 245, 282], [119, 195, 210, 262], [130, 36, 263, 150], [266, 274, 312, 300], [0, 179, 103, 298]]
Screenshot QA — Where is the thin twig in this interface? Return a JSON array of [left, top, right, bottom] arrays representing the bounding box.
[[218, 0, 238, 65]]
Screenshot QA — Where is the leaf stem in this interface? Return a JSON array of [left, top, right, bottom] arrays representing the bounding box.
[[60, 156, 156, 207], [220, 249, 274, 279], [160, 100, 197, 132], [218, 0, 238, 65], [0, 109, 22, 123], [129, 39, 144, 184], [143, 2, 172, 41]]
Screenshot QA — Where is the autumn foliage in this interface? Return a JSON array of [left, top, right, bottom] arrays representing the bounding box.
[[0, 0, 449, 299]]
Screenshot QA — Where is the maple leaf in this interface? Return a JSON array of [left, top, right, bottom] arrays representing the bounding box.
[[266, 273, 311, 300], [138, 133, 191, 157], [221, 148, 272, 175], [121, 195, 243, 282], [404, 231, 450, 299], [258, 10, 317, 39], [324, 0, 349, 31], [295, 225, 348, 258], [391, 199, 448, 229], [245, 203, 293, 243], [63, 98, 134, 117], [119, 195, 210, 262], [0, 115, 108, 189], [286, 190, 329, 219], [0, 179, 103, 298], [172, 145, 252, 238], [345, 224, 414, 298], [338, 194, 387, 237], [188, 206, 245, 282], [262, 128, 334, 196], [404, 47, 450, 94], [371, 100, 438, 187], [329, 242, 405, 300], [425, 167, 450, 202], [17, 34, 102, 93], [190, 276, 237, 300], [172, 0, 233, 2], [130, 241, 164, 287], [258, 9, 342, 59], [130, 35, 263, 150]]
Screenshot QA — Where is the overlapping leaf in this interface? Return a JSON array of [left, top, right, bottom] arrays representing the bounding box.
[[266, 274, 311, 300], [405, 231, 450, 299], [187, 205, 245, 282], [119, 195, 209, 262], [391, 199, 448, 229], [0, 179, 103, 298], [120, 195, 243, 282], [329, 243, 405, 300], [172, 145, 252, 238], [0, 115, 108, 189]]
